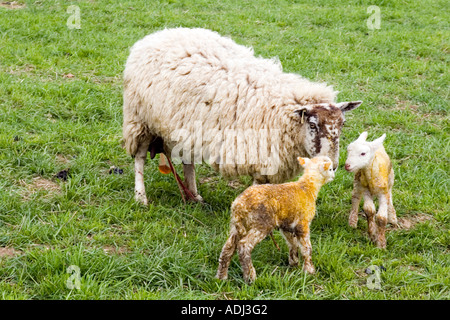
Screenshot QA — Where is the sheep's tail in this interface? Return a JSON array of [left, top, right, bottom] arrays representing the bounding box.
[[122, 85, 150, 156]]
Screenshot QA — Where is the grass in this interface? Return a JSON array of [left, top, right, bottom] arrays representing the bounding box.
[[0, 0, 448, 300]]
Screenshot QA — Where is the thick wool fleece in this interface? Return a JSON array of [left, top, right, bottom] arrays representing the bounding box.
[[123, 28, 337, 183]]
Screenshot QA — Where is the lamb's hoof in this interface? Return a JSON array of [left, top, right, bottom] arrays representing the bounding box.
[[303, 263, 316, 275], [348, 212, 359, 228], [388, 218, 399, 228], [215, 272, 227, 281]]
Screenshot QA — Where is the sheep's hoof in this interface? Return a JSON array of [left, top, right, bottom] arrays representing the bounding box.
[[188, 194, 204, 203], [135, 192, 149, 206]]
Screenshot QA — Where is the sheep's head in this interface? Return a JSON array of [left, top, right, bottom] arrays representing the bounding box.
[[345, 132, 386, 172], [298, 156, 335, 183], [294, 101, 362, 171]]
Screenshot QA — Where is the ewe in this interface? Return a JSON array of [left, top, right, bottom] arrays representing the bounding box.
[[122, 28, 362, 204], [345, 132, 397, 248], [216, 156, 335, 283]]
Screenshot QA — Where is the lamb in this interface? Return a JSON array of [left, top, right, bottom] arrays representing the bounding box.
[[216, 156, 335, 283], [344, 132, 398, 248], [122, 27, 362, 204]]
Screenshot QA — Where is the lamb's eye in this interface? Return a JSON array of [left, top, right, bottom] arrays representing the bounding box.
[[361, 152, 366, 156], [309, 123, 316, 129]]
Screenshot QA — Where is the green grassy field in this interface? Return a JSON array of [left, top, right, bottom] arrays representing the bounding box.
[[0, 0, 448, 300]]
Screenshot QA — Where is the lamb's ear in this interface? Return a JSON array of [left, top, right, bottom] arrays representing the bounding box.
[[336, 101, 362, 113], [370, 133, 386, 150], [323, 162, 331, 171], [297, 157, 310, 167], [356, 131, 368, 142]]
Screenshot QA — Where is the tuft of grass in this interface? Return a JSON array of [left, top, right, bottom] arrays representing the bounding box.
[[0, 0, 448, 300]]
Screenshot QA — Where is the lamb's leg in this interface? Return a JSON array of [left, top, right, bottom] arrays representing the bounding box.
[[349, 180, 363, 228], [237, 229, 267, 283], [280, 230, 299, 267], [387, 189, 398, 227], [375, 194, 389, 249], [216, 227, 239, 280], [183, 163, 204, 202], [134, 137, 151, 205], [362, 189, 378, 245], [297, 229, 315, 274]]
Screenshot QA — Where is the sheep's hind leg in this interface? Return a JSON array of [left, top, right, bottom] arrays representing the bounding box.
[[183, 163, 204, 203], [134, 137, 151, 205]]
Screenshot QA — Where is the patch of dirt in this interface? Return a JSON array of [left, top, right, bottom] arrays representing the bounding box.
[[103, 245, 129, 255], [19, 177, 61, 200], [227, 180, 245, 189], [390, 213, 434, 230], [56, 154, 71, 164], [7, 64, 35, 75], [0, 247, 22, 258], [0, 1, 26, 9]]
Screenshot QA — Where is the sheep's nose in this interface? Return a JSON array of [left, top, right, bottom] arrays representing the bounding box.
[[345, 163, 351, 171]]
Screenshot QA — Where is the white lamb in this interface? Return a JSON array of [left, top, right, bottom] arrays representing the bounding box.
[[123, 28, 362, 204], [345, 132, 398, 248]]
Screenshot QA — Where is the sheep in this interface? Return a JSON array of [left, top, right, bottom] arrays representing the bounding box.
[[344, 132, 398, 248], [216, 156, 335, 283], [122, 27, 362, 204]]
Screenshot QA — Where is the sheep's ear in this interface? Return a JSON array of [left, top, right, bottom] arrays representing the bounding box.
[[297, 157, 310, 167], [336, 101, 362, 113], [370, 133, 386, 150], [356, 131, 368, 142], [323, 162, 331, 171], [293, 106, 310, 123]]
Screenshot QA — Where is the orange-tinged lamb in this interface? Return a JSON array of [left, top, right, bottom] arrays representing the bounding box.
[[216, 156, 335, 283]]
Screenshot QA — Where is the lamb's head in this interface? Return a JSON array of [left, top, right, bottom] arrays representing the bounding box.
[[294, 101, 362, 171], [298, 156, 335, 184], [345, 132, 386, 172]]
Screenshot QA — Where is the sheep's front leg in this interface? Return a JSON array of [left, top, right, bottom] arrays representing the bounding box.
[[362, 189, 378, 244], [183, 163, 204, 202], [237, 229, 268, 283], [349, 179, 363, 228], [134, 138, 151, 205], [375, 193, 389, 249], [297, 228, 315, 274], [280, 230, 299, 267]]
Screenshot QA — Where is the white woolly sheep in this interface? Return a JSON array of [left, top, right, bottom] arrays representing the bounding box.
[[345, 132, 398, 248], [122, 27, 362, 204], [216, 156, 335, 283]]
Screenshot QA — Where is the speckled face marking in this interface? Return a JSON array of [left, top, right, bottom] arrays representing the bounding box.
[[302, 104, 345, 169]]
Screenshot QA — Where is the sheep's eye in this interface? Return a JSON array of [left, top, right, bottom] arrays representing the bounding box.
[[309, 123, 316, 129], [361, 152, 366, 156]]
